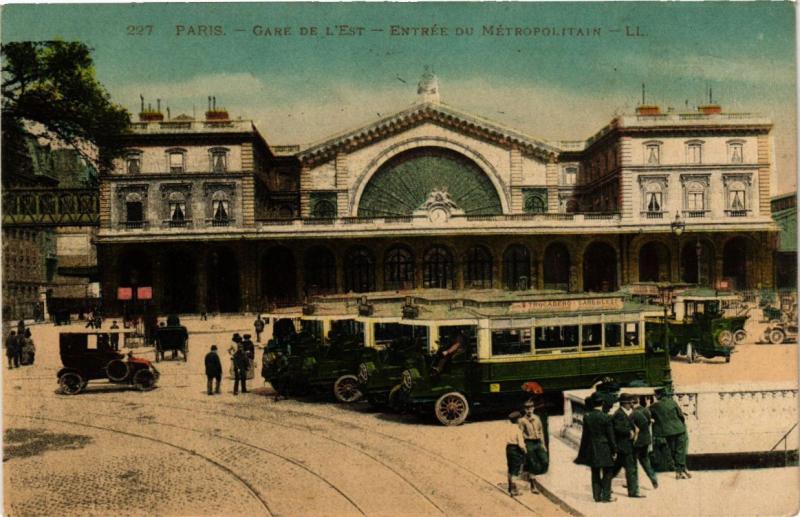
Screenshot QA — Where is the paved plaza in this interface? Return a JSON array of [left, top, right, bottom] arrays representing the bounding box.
[[3, 316, 798, 516]]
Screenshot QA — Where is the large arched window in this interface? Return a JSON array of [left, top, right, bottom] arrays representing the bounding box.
[[304, 246, 336, 294], [313, 200, 336, 219], [384, 245, 415, 291], [125, 192, 144, 226], [423, 246, 454, 289], [344, 247, 375, 293], [464, 246, 493, 288], [167, 191, 187, 226], [503, 244, 530, 290]]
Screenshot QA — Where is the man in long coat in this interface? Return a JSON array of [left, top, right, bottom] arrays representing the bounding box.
[[575, 395, 617, 502], [612, 394, 645, 498], [204, 344, 222, 395], [651, 387, 690, 478], [633, 396, 658, 488]]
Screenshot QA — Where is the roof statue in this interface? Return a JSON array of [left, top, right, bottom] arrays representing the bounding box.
[[417, 66, 440, 104]]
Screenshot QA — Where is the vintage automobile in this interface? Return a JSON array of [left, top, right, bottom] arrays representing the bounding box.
[[645, 288, 748, 363], [261, 311, 318, 396], [759, 291, 797, 344], [57, 330, 160, 394], [302, 315, 367, 402], [389, 291, 668, 426], [154, 314, 189, 362]]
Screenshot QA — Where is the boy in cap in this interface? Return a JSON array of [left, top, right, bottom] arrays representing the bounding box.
[[575, 394, 617, 502], [505, 411, 528, 496], [520, 399, 548, 492]]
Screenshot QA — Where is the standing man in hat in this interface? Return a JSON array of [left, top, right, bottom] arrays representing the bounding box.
[[520, 399, 548, 491], [505, 411, 528, 497], [612, 394, 645, 498], [633, 396, 658, 488], [651, 387, 690, 479], [575, 395, 617, 503], [253, 314, 265, 343], [232, 341, 251, 395], [204, 344, 222, 395]]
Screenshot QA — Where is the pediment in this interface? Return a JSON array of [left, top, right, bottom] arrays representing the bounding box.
[[298, 102, 559, 167]]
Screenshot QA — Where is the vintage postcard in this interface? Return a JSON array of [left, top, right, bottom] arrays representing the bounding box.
[[1, 2, 798, 516]]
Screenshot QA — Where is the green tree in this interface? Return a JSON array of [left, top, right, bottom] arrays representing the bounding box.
[[2, 41, 130, 182]]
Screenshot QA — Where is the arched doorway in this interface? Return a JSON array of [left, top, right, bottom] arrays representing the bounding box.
[[638, 241, 671, 282], [543, 242, 570, 290], [207, 248, 240, 313], [583, 242, 617, 292], [504, 244, 531, 290], [162, 250, 197, 313], [262, 246, 297, 305], [304, 246, 336, 295], [344, 247, 375, 293], [423, 246, 454, 289], [723, 237, 749, 290], [681, 239, 714, 285]]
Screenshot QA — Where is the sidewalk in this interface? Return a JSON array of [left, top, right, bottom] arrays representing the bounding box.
[[537, 417, 800, 517]]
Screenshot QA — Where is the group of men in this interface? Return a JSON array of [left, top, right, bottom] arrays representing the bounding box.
[[505, 397, 550, 496], [204, 332, 256, 395], [575, 386, 690, 503], [5, 320, 35, 368]]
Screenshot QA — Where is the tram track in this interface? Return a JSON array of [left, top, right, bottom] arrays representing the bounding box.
[[6, 382, 543, 515], [6, 412, 276, 517], [53, 393, 541, 515]]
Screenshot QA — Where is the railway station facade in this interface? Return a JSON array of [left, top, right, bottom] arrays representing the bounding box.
[[96, 76, 779, 314]]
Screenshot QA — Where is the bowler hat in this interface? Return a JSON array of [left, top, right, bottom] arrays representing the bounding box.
[[211, 344, 218, 351], [232, 333, 242, 342], [619, 393, 635, 403], [243, 334, 252, 339], [508, 411, 523, 421]]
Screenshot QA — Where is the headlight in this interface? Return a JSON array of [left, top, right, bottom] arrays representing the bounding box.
[[402, 369, 413, 390], [358, 363, 369, 383], [717, 330, 733, 347]]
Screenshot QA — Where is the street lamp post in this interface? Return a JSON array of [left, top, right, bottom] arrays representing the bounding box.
[[659, 212, 686, 391]]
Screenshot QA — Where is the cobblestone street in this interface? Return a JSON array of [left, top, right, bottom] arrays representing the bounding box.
[[3, 319, 571, 516]]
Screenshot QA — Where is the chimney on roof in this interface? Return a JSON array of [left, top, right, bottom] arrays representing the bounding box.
[[139, 97, 164, 122], [635, 83, 660, 116], [205, 96, 229, 121], [697, 87, 721, 115]]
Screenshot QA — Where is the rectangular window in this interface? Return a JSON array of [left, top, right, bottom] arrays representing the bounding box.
[[301, 320, 323, 341], [438, 325, 477, 354], [729, 143, 743, 163], [687, 192, 705, 211], [169, 152, 184, 173], [126, 201, 143, 222], [373, 322, 419, 347], [729, 190, 746, 210], [646, 144, 660, 165], [562, 167, 577, 186], [126, 156, 141, 174], [647, 192, 662, 212], [624, 322, 640, 347], [686, 144, 702, 164], [491, 328, 532, 356], [581, 324, 603, 351], [211, 151, 227, 173], [604, 323, 622, 347], [212, 200, 229, 221], [169, 202, 186, 221], [534, 325, 579, 353]]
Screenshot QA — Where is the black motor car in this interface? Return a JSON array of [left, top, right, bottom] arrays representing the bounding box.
[[154, 314, 189, 362], [57, 330, 160, 394]]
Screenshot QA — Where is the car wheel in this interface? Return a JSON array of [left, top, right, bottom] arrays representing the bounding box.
[[106, 359, 130, 382], [769, 329, 786, 345], [333, 375, 363, 403], [59, 372, 84, 395], [133, 369, 157, 391], [434, 392, 469, 426], [733, 329, 747, 345], [686, 344, 695, 364]]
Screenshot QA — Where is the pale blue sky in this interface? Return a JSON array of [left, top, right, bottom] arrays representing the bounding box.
[[2, 2, 797, 193]]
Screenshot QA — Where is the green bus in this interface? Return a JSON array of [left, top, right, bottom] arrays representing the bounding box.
[[386, 292, 670, 425]]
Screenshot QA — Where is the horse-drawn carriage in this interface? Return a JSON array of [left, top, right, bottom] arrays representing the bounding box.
[[154, 315, 189, 361]]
